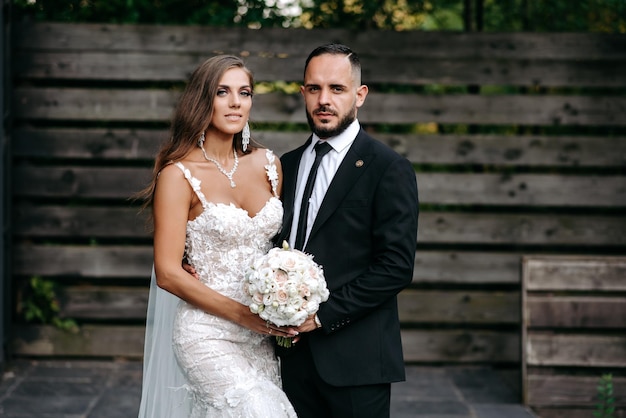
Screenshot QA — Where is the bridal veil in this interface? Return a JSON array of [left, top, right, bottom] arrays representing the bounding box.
[[138, 267, 191, 417]]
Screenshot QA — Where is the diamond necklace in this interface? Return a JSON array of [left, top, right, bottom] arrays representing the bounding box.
[[200, 145, 239, 188]]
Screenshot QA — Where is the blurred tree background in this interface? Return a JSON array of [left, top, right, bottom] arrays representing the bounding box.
[[11, 0, 626, 32]]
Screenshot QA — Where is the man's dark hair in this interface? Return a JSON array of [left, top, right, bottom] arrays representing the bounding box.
[[304, 43, 361, 80]]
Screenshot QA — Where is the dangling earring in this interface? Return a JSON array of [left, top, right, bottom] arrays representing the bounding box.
[[242, 122, 250, 152], [197, 132, 205, 148]]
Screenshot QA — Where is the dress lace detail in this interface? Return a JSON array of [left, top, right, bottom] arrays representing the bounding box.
[[171, 150, 295, 417]]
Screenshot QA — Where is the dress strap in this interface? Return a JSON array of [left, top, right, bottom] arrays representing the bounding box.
[[174, 162, 209, 209], [264, 149, 279, 198]]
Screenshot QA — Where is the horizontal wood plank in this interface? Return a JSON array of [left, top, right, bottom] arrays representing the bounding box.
[[14, 128, 626, 168], [11, 325, 146, 357], [399, 290, 519, 324], [523, 256, 626, 291], [13, 205, 149, 239], [13, 87, 178, 122], [402, 329, 519, 363], [10, 324, 517, 363], [13, 206, 626, 246], [59, 286, 148, 320], [13, 165, 151, 199], [418, 173, 626, 207], [413, 250, 522, 284], [13, 128, 165, 160], [15, 23, 626, 61], [14, 51, 626, 87], [527, 374, 626, 407], [526, 295, 626, 329], [418, 212, 626, 246], [526, 333, 626, 367], [49, 286, 520, 324], [13, 164, 626, 208], [13, 245, 153, 279], [12, 244, 524, 285], [14, 88, 626, 126], [395, 134, 626, 168]]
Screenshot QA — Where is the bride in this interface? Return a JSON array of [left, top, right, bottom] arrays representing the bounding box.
[[137, 55, 297, 417]]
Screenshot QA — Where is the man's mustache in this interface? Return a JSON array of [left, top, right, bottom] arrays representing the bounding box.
[[314, 106, 337, 116]]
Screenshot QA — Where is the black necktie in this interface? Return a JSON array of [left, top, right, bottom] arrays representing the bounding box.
[[294, 141, 332, 250]]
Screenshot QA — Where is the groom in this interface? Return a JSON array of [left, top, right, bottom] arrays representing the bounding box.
[[275, 44, 419, 418]]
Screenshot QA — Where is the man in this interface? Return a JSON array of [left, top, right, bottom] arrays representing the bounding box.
[[276, 44, 419, 418]]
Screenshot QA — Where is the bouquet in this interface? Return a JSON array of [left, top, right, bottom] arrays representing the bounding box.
[[245, 241, 329, 347]]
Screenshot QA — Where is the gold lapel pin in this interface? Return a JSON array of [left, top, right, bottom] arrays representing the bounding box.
[[355, 160, 364, 167]]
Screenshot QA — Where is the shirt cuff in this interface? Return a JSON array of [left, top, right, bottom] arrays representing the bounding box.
[[314, 314, 322, 328]]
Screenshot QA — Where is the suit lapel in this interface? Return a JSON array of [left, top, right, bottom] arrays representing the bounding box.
[[308, 130, 374, 241]]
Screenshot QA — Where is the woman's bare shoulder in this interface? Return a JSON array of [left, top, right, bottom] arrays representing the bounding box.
[[158, 161, 184, 178], [243, 147, 269, 166]]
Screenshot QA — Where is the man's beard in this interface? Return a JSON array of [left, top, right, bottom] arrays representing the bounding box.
[[306, 107, 356, 139]]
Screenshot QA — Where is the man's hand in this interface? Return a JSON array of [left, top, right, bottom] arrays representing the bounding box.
[[289, 314, 320, 344], [182, 261, 199, 279]]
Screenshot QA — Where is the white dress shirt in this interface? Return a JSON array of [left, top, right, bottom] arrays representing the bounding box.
[[288, 119, 361, 249]]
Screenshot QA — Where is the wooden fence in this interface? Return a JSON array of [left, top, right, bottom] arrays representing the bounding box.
[[8, 23, 626, 369]]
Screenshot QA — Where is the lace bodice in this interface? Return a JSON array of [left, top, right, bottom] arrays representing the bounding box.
[[170, 150, 295, 417], [185, 198, 282, 296], [174, 149, 282, 303]]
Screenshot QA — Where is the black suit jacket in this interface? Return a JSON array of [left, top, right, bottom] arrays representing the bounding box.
[[277, 128, 419, 387]]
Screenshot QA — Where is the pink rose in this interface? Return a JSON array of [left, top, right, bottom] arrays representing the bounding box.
[[275, 269, 289, 283], [276, 289, 289, 304]]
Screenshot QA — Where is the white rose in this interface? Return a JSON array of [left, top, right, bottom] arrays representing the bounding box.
[[263, 292, 275, 306], [290, 310, 308, 326], [306, 300, 319, 314]]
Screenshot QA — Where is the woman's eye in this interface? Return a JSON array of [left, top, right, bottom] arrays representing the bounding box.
[[240, 90, 252, 97], [217, 89, 228, 96]]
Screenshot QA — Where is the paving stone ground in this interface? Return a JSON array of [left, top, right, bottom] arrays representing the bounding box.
[[0, 359, 538, 417]]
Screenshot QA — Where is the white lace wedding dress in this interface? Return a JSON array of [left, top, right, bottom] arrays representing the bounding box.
[[138, 150, 296, 418]]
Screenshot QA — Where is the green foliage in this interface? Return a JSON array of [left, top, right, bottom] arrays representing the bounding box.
[[11, 0, 625, 32], [594, 374, 615, 418], [298, 0, 464, 30], [526, 0, 626, 32], [480, 0, 626, 32], [11, 0, 295, 27], [296, 0, 625, 32], [21, 276, 78, 333]]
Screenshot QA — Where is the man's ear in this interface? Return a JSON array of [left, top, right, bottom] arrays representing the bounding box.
[[356, 84, 369, 108]]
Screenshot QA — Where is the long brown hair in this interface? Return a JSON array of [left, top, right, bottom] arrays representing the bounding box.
[[138, 55, 254, 211]]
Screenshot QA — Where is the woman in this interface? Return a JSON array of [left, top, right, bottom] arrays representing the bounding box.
[[137, 55, 297, 417]]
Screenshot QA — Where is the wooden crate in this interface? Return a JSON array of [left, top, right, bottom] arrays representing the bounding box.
[[522, 256, 626, 417]]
